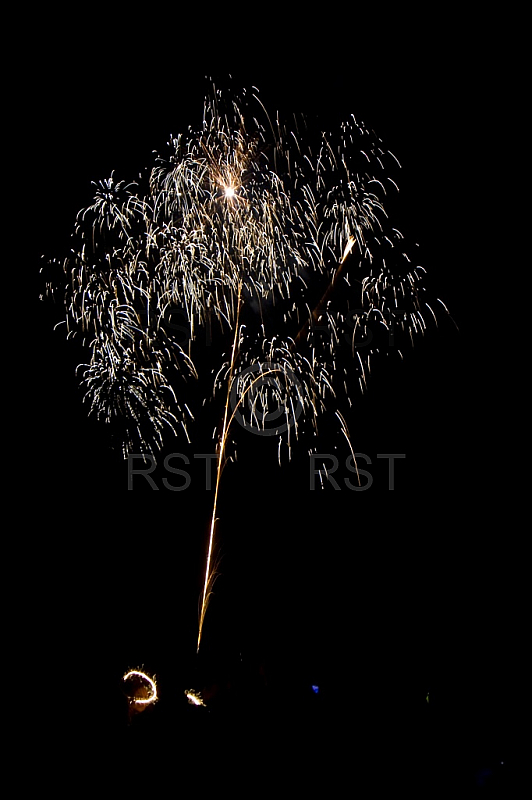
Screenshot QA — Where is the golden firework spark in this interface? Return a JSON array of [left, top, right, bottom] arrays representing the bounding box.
[[122, 669, 158, 712], [185, 689, 206, 707]]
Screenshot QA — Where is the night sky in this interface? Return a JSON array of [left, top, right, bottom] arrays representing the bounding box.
[[21, 10, 520, 793]]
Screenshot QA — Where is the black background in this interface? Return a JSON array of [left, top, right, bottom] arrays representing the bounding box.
[[17, 8, 521, 793]]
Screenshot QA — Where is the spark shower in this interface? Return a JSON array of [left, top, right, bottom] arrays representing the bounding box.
[[42, 81, 449, 662]]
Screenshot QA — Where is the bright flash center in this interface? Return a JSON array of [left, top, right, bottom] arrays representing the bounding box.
[[224, 185, 236, 199]]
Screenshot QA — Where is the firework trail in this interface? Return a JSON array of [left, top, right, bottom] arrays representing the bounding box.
[[43, 82, 448, 653]]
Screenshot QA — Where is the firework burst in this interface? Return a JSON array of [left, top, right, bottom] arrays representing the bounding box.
[[43, 81, 449, 653]]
